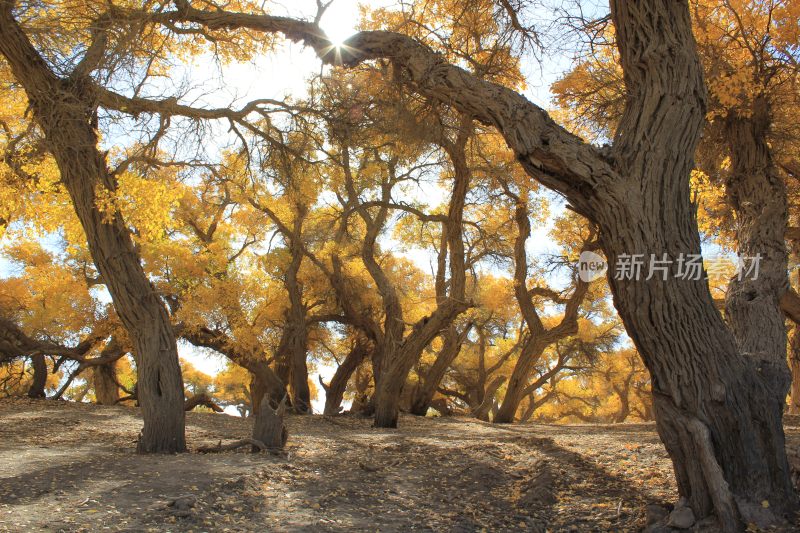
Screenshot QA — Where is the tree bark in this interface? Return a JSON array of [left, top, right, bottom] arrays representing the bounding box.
[[251, 394, 287, 451], [473, 376, 506, 421], [26, 354, 47, 398], [0, 3, 186, 453], [790, 327, 800, 414], [249, 372, 266, 416], [408, 117, 471, 417], [595, 2, 796, 526], [494, 196, 589, 423], [321, 339, 370, 415], [409, 325, 465, 416], [373, 370, 404, 428], [93, 362, 119, 405]]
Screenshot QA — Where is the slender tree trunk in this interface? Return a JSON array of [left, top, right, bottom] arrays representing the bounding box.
[[494, 341, 547, 423], [612, 384, 631, 423], [473, 376, 506, 421], [518, 396, 537, 423], [322, 340, 370, 415], [93, 362, 119, 405], [409, 326, 463, 415], [27, 354, 47, 398], [0, 5, 185, 453], [494, 194, 587, 423]]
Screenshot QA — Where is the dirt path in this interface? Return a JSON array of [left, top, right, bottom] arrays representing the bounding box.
[[0, 398, 797, 532]]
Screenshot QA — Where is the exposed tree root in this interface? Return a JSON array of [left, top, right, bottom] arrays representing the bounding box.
[[196, 438, 285, 455]]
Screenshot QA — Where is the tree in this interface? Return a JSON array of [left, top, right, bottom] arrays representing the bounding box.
[[125, 0, 797, 525], [492, 185, 596, 422], [0, 0, 795, 525], [0, 1, 186, 453], [535, 346, 653, 424]]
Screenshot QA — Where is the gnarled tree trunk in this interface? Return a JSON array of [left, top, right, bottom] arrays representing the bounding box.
[[251, 394, 287, 451], [0, 4, 185, 453], [790, 327, 800, 414], [593, 3, 795, 526], [409, 325, 466, 416], [27, 354, 47, 398], [494, 196, 589, 423], [181, 326, 286, 415], [93, 362, 119, 405], [321, 339, 370, 415]]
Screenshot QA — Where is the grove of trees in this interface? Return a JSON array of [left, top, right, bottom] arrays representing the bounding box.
[[1, 0, 798, 530]]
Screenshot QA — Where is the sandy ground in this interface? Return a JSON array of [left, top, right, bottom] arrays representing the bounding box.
[[0, 398, 798, 532]]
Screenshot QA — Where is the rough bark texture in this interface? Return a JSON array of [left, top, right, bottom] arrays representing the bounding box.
[[321, 339, 370, 415], [0, 3, 186, 453], [26, 354, 47, 399], [251, 394, 288, 452], [597, 3, 795, 527], [93, 362, 119, 405]]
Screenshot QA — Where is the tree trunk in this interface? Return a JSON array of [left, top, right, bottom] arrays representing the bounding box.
[[250, 372, 266, 416], [276, 213, 311, 414], [373, 368, 404, 428], [26, 354, 47, 398], [251, 394, 287, 451], [493, 341, 546, 423], [409, 326, 463, 416], [322, 340, 370, 415], [594, 2, 796, 526], [288, 327, 310, 413], [372, 299, 468, 428], [790, 327, 800, 414], [612, 385, 631, 423], [473, 376, 506, 421], [93, 362, 119, 405], [0, 5, 185, 453]]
